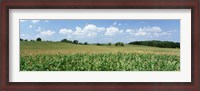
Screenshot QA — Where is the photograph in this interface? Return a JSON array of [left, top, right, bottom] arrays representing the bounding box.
[[20, 19, 180, 71], [1, 0, 198, 90]]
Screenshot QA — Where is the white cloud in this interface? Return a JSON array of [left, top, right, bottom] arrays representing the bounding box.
[[20, 34, 30, 39], [45, 20, 48, 22], [153, 32, 170, 37], [112, 22, 121, 26], [57, 24, 173, 43], [58, 24, 106, 38], [84, 24, 96, 30], [113, 22, 117, 26], [126, 29, 132, 32], [72, 27, 87, 36], [29, 25, 33, 28], [105, 26, 123, 36], [84, 24, 105, 32], [31, 20, 40, 23], [59, 24, 123, 37], [35, 27, 42, 32], [87, 32, 97, 37], [59, 28, 72, 34], [72, 24, 105, 37], [135, 30, 147, 36], [126, 29, 135, 35], [20, 20, 40, 23], [39, 30, 55, 37], [20, 20, 27, 22], [130, 26, 171, 37], [146, 26, 162, 32], [20, 34, 26, 37]]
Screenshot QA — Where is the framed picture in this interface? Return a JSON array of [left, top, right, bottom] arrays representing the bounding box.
[[1, 0, 199, 91]]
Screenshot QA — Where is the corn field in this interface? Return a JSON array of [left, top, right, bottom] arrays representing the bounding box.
[[20, 52, 180, 71]]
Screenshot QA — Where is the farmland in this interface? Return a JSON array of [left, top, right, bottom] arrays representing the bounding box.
[[20, 41, 180, 71]]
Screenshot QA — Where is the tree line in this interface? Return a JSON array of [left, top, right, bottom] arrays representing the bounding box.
[[128, 40, 180, 48], [20, 38, 180, 48], [60, 39, 88, 45], [61, 39, 126, 46], [20, 38, 42, 41], [20, 38, 125, 46]]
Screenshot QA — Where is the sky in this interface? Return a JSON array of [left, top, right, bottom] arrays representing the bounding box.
[[20, 19, 180, 43]]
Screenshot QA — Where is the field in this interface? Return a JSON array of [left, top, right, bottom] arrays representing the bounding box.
[[20, 41, 180, 71]]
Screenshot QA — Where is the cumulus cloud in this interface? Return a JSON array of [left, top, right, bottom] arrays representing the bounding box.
[[21, 34, 25, 37], [105, 26, 123, 36], [20, 20, 27, 22], [31, 20, 40, 23], [84, 24, 105, 32], [20, 34, 30, 39], [59, 28, 73, 34], [113, 22, 117, 26], [35, 27, 42, 32], [39, 30, 55, 37], [72, 24, 105, 37], [72, 27, 87, 36], [19, 20, 40, 23], [57, 24, 172, 43], [133, 26, 170, 37], [59, 24, 106, 38], [29, 25, 33, 28], [153, 32, 169, 37], [135, 30, 147, 36], [86, 32, 97, 37], [126, 29, 135, 35]]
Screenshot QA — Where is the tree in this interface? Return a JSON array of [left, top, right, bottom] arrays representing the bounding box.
[[73, 40, 78, 44], [128, 40, 180, 48], [108, 42, 112, 46], [68, 40, 72, 43], [84, 42, 88, 45], [115, 42, 124, 46], [60, 39, 73, 43], [61, 39, 68, 42], [96, 43, 101, 46], [36, 38, 42, 41], [20, 38, 23, 41], [24, 39, 28, 41]]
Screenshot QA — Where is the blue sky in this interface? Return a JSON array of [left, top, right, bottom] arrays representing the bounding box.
[[20, 19, 180, 43]]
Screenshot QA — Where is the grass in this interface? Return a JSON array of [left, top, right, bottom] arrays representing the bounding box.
[[20, 41, 180, 71]]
